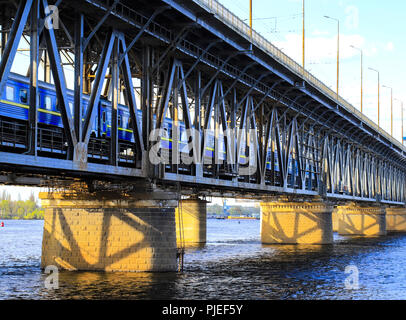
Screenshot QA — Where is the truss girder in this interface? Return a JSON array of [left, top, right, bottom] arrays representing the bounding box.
[[0, 0, 405, 204]]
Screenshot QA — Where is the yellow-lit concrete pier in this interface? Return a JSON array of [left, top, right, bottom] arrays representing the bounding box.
[[40, 191, 178, 272], [332, 208, 340, 232], [337, 203, 386, 236], [175, 198, 207, 246], [386, 207, 406, 233], [260, 199, 333, 244]]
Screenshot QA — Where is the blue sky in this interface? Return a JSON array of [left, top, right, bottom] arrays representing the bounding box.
[[217, 0, 406, 142]]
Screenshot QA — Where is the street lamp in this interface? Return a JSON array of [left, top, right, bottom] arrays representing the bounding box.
[[302, 0, 305, 69], [395, 98, 404, 145], [350, 45, 363, 113], [369, 67, 380, 127], [382, 85, 393, 136], [324, 15, 340, 100], [249, 0, 253, 39]]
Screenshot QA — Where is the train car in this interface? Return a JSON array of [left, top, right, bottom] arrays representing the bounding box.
[[0, 72, 299, 177]]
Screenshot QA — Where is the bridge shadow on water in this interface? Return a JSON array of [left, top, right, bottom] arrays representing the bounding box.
[[259, 232, 406, 267], [41, 270, 180, 300]]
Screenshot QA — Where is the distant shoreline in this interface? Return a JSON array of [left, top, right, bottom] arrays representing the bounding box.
[[0, 218, 44, 221]]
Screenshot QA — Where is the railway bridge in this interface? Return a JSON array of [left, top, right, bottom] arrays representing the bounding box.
[[1, 0, 406, 272]]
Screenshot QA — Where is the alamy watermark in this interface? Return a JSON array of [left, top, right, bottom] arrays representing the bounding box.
[[44, 265, 59, 290], [44, 5, 59, 30], [344, 265, 359, 290], [149, 128, 260, 176]]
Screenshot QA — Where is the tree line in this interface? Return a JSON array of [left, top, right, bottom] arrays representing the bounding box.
[[0, 190, 260, 220], [0, 190, 44, 220], [207, 204, 260, 217]]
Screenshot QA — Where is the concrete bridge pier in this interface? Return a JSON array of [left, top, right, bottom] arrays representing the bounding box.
[[39, 191, 179, 272], [175, 198, 207, 247], [337, 203, 386, 236], [332, 208, 340, 232], [260, 198, 334, 244], [386, 207, 406, 233]]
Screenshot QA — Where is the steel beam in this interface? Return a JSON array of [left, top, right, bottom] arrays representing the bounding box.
[[119, 34, 144, 156], [27, 0, 39, 156], [83, 30, 115, 145], [0, 0, 33, 94], [111, 37, 119, 166], [42, 0, 77, 155], [74, 11, 84, 142]]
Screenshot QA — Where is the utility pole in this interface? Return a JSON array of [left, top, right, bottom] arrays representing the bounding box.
[[369, 67, 380, 127], [302, 0, 305, 69], [249, 0, 253, 39], [383, 85, 393, 136], [350, 45, 363, 113], [395, 99, 404, 145], [402, 102, 404, 145], [324, 16, 340, 100]]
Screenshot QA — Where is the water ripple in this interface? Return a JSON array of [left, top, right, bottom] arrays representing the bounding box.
[[1, 219, 406, 299]]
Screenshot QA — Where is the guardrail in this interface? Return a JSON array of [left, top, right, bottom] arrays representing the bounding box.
[[194, 0, 405, 151]]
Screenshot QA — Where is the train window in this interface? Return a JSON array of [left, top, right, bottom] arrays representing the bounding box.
[[118, 115, 122, 127], [102, 111, 106, 123], [162, 127, 169, 139], [19, 89, 28, 104], [6, 86, 14, 101], [68, 102, 73, 116], [180, 129, 187, 142], [45, 96, 52, 110]]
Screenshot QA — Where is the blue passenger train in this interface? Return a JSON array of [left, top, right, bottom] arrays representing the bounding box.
[[0, 72, 302, 177]]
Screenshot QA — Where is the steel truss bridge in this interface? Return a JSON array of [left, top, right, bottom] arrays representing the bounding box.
[[0, 0, 405, 204]]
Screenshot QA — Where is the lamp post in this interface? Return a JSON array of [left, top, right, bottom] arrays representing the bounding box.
[[383, 85, 393, 136], [350, 45, 363, 113], [402, 102, 405, 145], [395, 98, 404, 145], [369, 67, 380, 127], [249, 0, 253, 39], [302, 0, 305, 69], [324, 15, 340, 100]]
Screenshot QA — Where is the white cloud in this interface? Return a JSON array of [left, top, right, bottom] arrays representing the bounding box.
[[312, 29, 329, 36], [385, 42, 395, 52]]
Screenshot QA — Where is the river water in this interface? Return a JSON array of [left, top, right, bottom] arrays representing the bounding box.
[[1, 219, 406, 300]]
